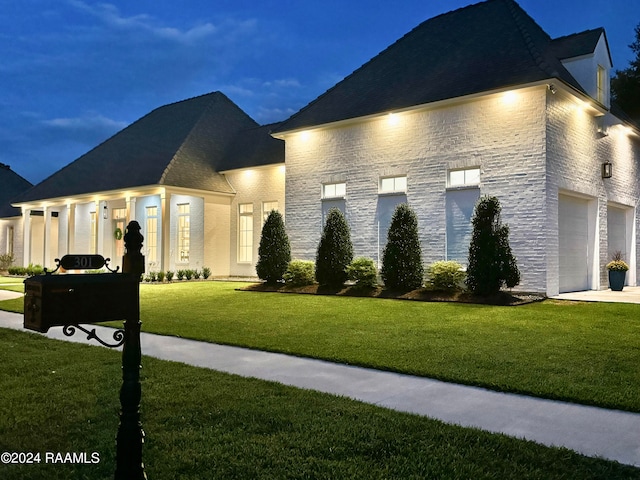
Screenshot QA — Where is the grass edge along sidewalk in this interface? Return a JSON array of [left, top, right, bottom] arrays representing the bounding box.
[[2, 279, 640, 413], [0, 328, 638, 480]]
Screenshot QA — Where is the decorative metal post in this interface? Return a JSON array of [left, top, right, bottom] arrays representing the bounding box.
[[115, 221, 147, 480]]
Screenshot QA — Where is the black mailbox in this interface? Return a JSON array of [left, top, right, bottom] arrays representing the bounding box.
[[24, 273, 139, 333]]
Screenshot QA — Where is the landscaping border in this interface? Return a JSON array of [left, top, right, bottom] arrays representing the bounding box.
[[240, 283, 545, 306]]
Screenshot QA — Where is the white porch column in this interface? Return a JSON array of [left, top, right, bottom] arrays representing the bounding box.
[[161, 190, 171, 272], [43, 206, 52, 268], [97, 200, 107, 256], [128, 197, 137, 223], [22, 207, 31, 267], [67, 203, 76, 253], [92, 200, 100, 254]]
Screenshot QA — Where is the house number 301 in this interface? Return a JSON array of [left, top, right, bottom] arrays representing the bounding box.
[[59, 254, 106, 271]]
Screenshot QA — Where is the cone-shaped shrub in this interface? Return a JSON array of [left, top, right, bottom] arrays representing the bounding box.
[[315, 208, 353, 287], [381, 203, 423, 291], [466, 196, 520, 295], [256, 210, 291, 284]]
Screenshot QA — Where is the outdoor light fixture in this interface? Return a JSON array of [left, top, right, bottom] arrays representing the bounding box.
[[602, 161, 612, 179], [548, 84, 557, 95], [103, 204, 108, 219]]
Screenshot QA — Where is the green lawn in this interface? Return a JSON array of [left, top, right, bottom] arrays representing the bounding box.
[[134, 282, 640, 413], [1, 329, 637, 480], [0, 276, 23, 284], [2, 279, 640, 412]]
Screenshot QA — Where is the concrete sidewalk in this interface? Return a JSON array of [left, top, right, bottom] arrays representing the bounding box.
[[0, 309, 639, 468], [0, 289, 23, 301]]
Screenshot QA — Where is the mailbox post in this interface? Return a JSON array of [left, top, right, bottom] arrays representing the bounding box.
[[116, 220, 147, 480], [23, 221, 147, 479]]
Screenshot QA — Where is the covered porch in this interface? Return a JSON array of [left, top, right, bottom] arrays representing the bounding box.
[[15, 185, 232, 275]]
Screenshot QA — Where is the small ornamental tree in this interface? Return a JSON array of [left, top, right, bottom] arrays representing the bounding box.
[[381, 203, 423, 291], [315, 208, 353, 287], [256, 210, 291, 284], [465, 196, 520, 296]]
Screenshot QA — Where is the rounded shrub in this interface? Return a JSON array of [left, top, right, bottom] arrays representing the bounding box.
[[346, 257, 378, 289], [381, 203, 423, 291], [315, 208, 353, 287], [256, 210, 291, 284], [284, 260, 316, 286], [426, 261, 465, 292]]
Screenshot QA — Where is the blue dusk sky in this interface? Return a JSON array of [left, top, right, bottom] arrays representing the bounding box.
[[2, 0, 639, 185]]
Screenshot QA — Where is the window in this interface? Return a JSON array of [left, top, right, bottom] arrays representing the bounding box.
[[238, 203, 253, 263], [177, 203, 190, 263], [262, 201, 279, 223], [146, 206, 158, 264], [322, 182, 346, 199], [379, 175, 407, 194], [597, 65, 606, 104], [446, 188, 480, 266], [90, 211, 97, 254], [448, 167, 480, 187]]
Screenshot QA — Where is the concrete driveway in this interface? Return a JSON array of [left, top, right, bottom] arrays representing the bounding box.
[[553, 286, 640, 304]]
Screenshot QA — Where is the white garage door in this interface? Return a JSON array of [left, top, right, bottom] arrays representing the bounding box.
[[559, 195, 589, 293]]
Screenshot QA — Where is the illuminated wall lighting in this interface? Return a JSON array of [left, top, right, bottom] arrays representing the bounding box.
[[501, 91, 517, 105]]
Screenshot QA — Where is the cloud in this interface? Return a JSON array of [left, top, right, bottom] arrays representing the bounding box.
[[38, 113, 127, 146], [43, 114, 127, 131], [264, 79, 302, 88], [66, 0, 255, 45]]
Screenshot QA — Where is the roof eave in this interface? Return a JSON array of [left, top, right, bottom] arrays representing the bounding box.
[[272, 79, 608, 138], [12, 183, 235, 209]]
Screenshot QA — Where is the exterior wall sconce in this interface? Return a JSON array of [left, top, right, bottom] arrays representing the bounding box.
[[103, 204, 108, 219], [602, 161, 612, 179]]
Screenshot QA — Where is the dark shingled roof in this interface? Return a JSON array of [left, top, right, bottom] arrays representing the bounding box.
[[273, 0, 590, 134], [0, 164, 32, 217], [220, 123, 285, 172], [15, 92, 284, 203], [551, 28, 611, 64]]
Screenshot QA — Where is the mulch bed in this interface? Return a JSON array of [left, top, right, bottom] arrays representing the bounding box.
[[239, 283, 546, 306]]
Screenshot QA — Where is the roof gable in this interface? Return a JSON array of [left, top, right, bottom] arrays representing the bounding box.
[[14, 92, 264, 203], [0, 164, 32, 217], [273, 0, 587, 134], [551, 28, 612, 66]]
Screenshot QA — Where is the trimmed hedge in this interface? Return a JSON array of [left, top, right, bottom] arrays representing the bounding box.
[[347, 257, 378, 289], [284, 260, 315, 286], [466, 196, 520, 295], [315, 208, 353, 287], [426, 261, 465, 292], [256, 210, 291, 284], [381, 203, 423, 291]]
